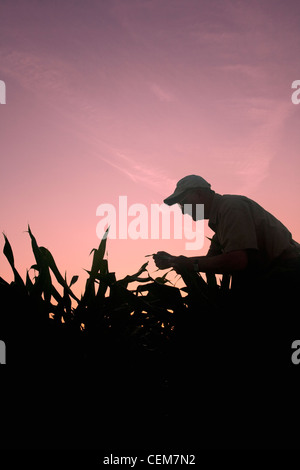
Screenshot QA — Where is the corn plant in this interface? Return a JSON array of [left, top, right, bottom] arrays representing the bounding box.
[[0, 226, 231, 364]]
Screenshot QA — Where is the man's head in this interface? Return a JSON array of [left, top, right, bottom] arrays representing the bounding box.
[[164, 175, 215, 220]]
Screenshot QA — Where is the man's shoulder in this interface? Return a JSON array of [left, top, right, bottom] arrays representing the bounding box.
[[219, 194, 253, 211], [209, 194, 258, 229]]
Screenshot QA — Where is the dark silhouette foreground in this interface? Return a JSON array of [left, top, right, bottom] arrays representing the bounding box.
[[1, 217, 300, 450]]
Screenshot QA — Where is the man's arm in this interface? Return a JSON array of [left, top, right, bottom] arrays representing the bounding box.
[[172, 250, 248, 274]]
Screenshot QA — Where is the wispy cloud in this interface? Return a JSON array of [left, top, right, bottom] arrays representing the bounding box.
[[0, 47, 99, 125], [149, 82, 174, 102], [98, 146, 177, 195], [1, 48, 70, 94], [0, 45, 176, 198], [233, 99, 293, 193], [217, 64, 267, 81]]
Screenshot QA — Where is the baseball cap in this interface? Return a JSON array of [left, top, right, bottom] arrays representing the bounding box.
[[164, 175, 211, 206]]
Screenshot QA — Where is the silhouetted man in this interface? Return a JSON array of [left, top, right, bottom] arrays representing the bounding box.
[[153, 175, 300, 448], [153, 175, 300, 292]]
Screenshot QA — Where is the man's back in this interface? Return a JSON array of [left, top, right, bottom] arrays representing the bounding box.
[[208, 193, 300, 269]]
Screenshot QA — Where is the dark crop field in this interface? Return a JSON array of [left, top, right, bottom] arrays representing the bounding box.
[[1, 227, 300, 451]]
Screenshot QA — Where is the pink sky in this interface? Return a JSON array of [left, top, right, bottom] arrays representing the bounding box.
[[1, 0, 300, 298]]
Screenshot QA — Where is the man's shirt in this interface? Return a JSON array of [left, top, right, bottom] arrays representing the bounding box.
[[208, 193, 300, 268]]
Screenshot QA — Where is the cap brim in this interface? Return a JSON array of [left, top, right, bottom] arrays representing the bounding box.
[[163, 189, 188, 206], [163, 196, 179, 206]]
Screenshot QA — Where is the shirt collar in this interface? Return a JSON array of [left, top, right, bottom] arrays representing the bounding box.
[[208, 193, 223, 231]]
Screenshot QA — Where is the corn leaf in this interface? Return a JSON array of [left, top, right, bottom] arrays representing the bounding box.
[[118, 262, 149, 287], [82, 228, 109, 305], [26, 226, 52, 304], [70, 275, 79, 288], [38, 246, 79, 303], [2, 233, 25, 287]]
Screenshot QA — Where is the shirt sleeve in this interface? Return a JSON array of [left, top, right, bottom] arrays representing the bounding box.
[[217, 198, 258, 253]]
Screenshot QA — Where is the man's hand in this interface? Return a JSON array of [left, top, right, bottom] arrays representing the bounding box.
[[153, 250, 248, 274], [153, 251, 175, 269], [153, 252, 194, 271]]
